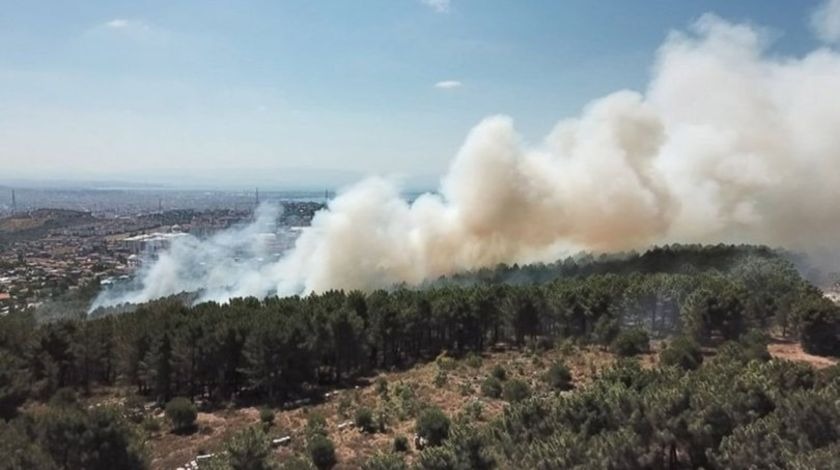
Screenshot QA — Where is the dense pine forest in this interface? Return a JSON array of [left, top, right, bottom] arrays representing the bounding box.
[[1, 244, 839, 469]]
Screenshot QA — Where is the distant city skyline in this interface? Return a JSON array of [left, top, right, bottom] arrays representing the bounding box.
[[1, 0, 835, 188]]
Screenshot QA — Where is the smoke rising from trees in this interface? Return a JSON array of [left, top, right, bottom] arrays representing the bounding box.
[[93, 14, 840, 309], [91, 204, 282, 309]]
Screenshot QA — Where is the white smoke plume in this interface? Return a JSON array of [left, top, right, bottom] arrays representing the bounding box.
[[92, 11, 840, 309], [91, 204, 283, 309]]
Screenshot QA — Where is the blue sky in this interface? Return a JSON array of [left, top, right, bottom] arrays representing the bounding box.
[[0, 0, 831, 188]]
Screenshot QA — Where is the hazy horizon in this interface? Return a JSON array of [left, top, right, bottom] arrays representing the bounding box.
[[0, 167, 442, 192]]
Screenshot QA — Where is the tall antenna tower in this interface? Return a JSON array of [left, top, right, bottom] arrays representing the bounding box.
[[11, 189, 16, 214], [158, 198, 163, 213], [255, 187, 260, 206]]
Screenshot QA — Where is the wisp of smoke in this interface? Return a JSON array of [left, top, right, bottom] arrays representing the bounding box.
[[92, 11, 840, 310]]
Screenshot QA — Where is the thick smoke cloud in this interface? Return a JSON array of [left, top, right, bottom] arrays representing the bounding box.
[[93, 12, 840, 309]]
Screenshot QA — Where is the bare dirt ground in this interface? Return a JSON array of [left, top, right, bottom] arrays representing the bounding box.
[[768, 339, 838, 369]]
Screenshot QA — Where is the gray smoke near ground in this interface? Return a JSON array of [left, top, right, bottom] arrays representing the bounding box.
[[92, 11, 840, 309], [90, 204, 283, 310]]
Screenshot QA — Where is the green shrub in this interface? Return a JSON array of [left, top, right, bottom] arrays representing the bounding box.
[[481, 376, 502, 398], [142, 415, 161, 433], [717, 338, 765, 363], [123, 395, 146, 424], [363, 452, 407, 470], [393, 434, 409, 452], [375, 406, 389, 433], [31, 406, 147, 470], [446, 424, 496, 469], [556, 338, 576, 356], [465, 353, 483, 369], [435, 355, 456, 371], [306, 412, 328, 438], [464, 400, 483, 420], [394, 382, 419, 419], [0, 350, 29, 420], [545, 362, 574, 391], [761, 360, 816, 390], [165, 397, 197, 433], [433, 369, 447, 387], [535, 336, 554, 352], [415, 406, 451, 446], [259, 407, 275, 426], [308, 434, 337, 469], [395, 382, 415, 402], [227, 426, 272, 470], [819, 363, 840, 387], [593, 316, 620, 348], [337, 394, 353, 418], [796, 298, 840, 356], [660, 336, 704, 370], [355, 407, 376, 433], [416, 446, 456, 469], [278, 456, 316, 470], [375, 377, 389, 397], [740, 329, 771, 362], [0, 419, 54, 469], [611, 328, 650, 357], [49, 387, 78, 408], [502, 379, 531, 403], [491, 365, 507, 381], [712, 342, 748, 367]]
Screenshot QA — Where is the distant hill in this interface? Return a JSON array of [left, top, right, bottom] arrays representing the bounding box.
[[0, 208, 96, 244]]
